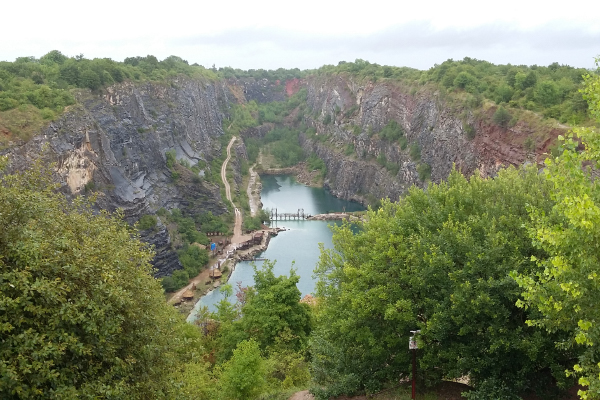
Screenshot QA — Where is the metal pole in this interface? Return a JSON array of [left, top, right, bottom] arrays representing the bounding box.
[[412, 348, 416, 399]]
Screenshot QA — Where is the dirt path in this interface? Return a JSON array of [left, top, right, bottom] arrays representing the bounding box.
[[221, 136, 251, 244], [221, 136, 235, 210], [288, 390, 314, 400], [167, 253, 233, 305], [168, 136, 249, 305], [247, 165, 261, 217]]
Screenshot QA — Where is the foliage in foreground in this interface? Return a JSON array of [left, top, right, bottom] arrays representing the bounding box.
[[311, 167, 574, 399], [0, 157, 214, 399], [195, 261, 312, 399], [514, 59, 600, 400]]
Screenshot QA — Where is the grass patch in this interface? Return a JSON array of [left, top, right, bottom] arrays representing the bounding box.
[[0, 104, 52, 148]]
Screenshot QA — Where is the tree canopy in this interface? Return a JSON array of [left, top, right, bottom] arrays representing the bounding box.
[[0, 157, 209, 399], [514, 58, 600, 399], [311, 166, 575, 399]]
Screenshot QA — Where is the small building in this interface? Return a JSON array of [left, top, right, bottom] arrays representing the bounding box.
[[210, 268, 222, 280], [253, 231, 264, 245], [182, 290, 194, 301]]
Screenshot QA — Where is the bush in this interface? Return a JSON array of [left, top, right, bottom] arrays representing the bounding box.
[[464, 123, 476, 140], [379, 120, 404, 142], [165, 149, 176, 168], [138, 214, 158, 230], [417, 162, 432, 181], [492, 106, 512, 128], [409, 143, 421, 161], [344, 144, 355, 156], [0, 158, 207, 397]]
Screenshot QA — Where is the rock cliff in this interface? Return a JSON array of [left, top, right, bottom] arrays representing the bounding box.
[[1, 72, 562, 276], [297, 75, 560, 203], [3, 77, 235, 276]]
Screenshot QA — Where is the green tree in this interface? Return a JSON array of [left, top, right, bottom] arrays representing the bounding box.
[[0, 157, 207, 399], [535, 80, 560, 107], [514, 61, 600, 399], [218, 339, 268, 400], [311, 167, 572, 398], [495, 84, 514, 103], [453, 71, 477, 89], [216, 261, 312, 361], [493, 106, 512, 128]]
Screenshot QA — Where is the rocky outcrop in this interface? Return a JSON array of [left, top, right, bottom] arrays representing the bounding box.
[[2, 77, 235, 276], [298, 75, 557, 203], [1, 72, 562, 276], [230, 78, 286, 104]]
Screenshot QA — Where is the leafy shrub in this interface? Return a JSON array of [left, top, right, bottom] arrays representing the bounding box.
[[344, 143, 355, 156], [493, 106, 512, 128], [464, 123, 476, 140], [409, 143, 421, 161], [417, 162, 432, 181], [165, 149, 176, 168], [138, 214, 157, 230], [379, 120, 404, 142]]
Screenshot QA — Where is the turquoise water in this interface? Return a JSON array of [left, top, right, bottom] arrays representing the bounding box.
[[187, 175, 364, 320], [259, 175, 365, 216]]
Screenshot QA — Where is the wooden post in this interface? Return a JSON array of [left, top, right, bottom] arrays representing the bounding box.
[[412, 348, 416, 399]]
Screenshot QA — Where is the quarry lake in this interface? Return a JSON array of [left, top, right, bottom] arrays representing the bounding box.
[[188, 175, 364, 320]]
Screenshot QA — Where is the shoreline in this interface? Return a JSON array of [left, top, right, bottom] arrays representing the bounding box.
[[258, 161, 324, 188], [184, 226, 286, 321], [307, 212, 364, 222], [180, 165, 364, 321]]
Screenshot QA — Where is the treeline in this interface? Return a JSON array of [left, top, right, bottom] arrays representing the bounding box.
[[217, 66, 307, 82], [423, 58, 591, 124], [0, 51, 216, 112], [0, 51, 217, 145], [316, 57, 595, 126]]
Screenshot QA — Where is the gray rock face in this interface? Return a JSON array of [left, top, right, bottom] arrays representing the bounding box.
[[3, 77, 233, 277], [3, 73, 545, 276], [301, 76, 489, 203], [231, 78, 286, 103]]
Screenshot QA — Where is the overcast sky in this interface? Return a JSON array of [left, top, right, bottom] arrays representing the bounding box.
[[2, 0, 600, 71]]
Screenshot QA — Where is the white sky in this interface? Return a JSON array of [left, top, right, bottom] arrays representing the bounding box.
[[2, 0, 600, 71]]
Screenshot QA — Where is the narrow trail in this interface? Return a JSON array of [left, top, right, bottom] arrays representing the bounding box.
[[168, 136, 249, 305], [247, 165, 260, 217], [221, 136, 250, 244]]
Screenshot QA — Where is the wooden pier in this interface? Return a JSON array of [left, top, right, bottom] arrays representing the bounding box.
[[269, 208, 312, 221]]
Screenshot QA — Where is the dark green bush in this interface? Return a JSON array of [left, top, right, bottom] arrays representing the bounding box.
[[138, 214, 157, 231], [493, 106, 512, 128]]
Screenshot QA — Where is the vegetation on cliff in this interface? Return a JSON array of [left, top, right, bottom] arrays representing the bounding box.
[[316, 57, 592, 126], [0, 51, 217, 146]]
